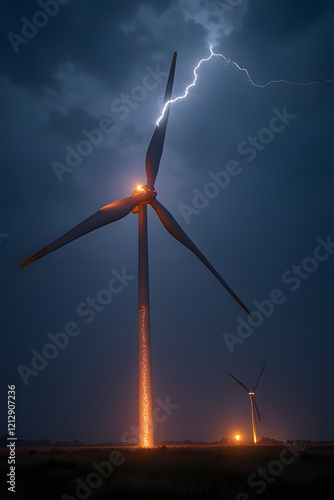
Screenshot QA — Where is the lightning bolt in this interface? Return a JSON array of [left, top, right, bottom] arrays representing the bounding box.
[[156, 45, 334, 126], [157, 49, 214, 127]]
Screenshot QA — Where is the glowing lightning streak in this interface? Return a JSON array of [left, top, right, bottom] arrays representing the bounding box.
[[156, 45, 334, 126], [156, 49, 214, 127]]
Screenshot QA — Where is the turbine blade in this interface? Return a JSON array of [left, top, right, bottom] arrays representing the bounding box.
[[145, 52, 177, 189], [253, 363, 266, 393], [151, 198, 251, 315], [20, 192, 151, 268], [253, 397, 262, 424], [229, 374, 251, 394]]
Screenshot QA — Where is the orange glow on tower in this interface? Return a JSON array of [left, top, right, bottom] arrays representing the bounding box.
[[138, 204, 154, 448], [139, 305, 154, 448]]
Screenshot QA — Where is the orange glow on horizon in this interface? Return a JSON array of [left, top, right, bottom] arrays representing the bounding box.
[[235, 435, 241, 441]]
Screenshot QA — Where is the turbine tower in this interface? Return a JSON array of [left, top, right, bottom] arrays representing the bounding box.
[[230, 363, 265, 444], [20, 52, 251, 448]]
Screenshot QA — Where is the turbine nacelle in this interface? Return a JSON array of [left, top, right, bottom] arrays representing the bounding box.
[[131, 184, 157, 213], [19, 49, 252, 316]]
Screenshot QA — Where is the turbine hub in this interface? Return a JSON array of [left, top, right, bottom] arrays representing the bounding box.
[[132, 184, 157, 213]]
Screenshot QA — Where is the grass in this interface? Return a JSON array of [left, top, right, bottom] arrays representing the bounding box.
[[0, 444, 333, 499]]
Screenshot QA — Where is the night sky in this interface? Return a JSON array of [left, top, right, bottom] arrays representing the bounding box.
[[1, 0, 334, 445]]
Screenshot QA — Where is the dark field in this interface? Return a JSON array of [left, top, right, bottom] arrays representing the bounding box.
[[1, 444, 333, 499]]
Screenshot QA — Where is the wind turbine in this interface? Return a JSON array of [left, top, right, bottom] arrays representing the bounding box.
[[230, 363, 266, 444], [20, 51, 251, 448]]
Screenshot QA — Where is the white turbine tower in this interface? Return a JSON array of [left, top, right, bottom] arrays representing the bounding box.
[[230, 364, 266, 444], [20, 52, 251, 448]]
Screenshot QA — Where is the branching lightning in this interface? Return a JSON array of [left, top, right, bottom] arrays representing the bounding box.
[[156, 45, 334, 126]]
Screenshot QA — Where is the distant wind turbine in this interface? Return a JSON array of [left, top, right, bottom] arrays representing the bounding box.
[[230, 363, 266, 444], [20, 52, 250, 448]]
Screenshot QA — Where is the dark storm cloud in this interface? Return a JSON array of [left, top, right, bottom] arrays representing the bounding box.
[[240, 0, 334, 44], [45, 106, 103, 141], [116, 124, 145, 149], [1, 0, 173, 91], [224, 0, 334, 82], [1, 0, 334, 445]]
